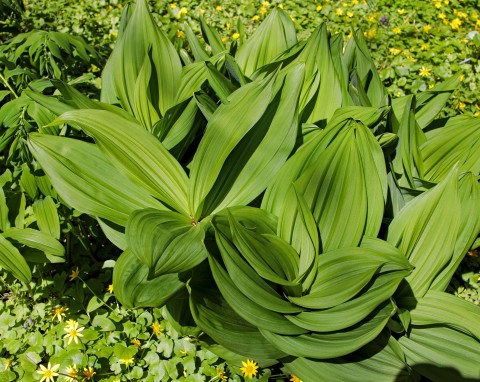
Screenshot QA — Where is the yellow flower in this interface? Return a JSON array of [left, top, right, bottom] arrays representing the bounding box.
[[393, 27, 402, 34], [434, 1, 442, 8], [389, 47, 401, 55], [458, 102, 466, 110], [36, 363, 60, 382], [120, 357, 134, 365], [83, 366, 96, 380], [352, 0, 358, 4], [290, 374, 302, 382], [438, 12, 446, 20], [232, 32, 240, 40], [423, 24, 432, 33], [215, 5, 222, 11], [132, 338, 141, 348], [398, 9, 405, 15], [226, 22, 231, 30], [262, 1, 270, 6], [152, 322, 163, 337], [63, 320, 85, 345], [366, 29, 377, 38], [69, 267, 79, 281], [252, 15, 260, 21], [368, 14, 376, 23], [277, 3, 283, 8], [420, 42, 427, 50], [260, 7, 267, 14], [199, 8, 205, 14], [316, 5, 322, 11], [240, 359, 259, 379], [336, 8, 344, 16], [347, 11, 353, 18], [289, 14, 295, 21], [216, 369, 227, 381], [406, 55, 416, 62], [4, 359, 11, 370], [107, 284, 114, 293], [419, 66, 431, 77], [178, 7, 187, 16], [444, 0, 449, 4], [90, 64, 100, 72], [170, 2, 177, 8], [52, 306, 68, 322], [450, 18, 462, 31], [64, 364, 78, 382]]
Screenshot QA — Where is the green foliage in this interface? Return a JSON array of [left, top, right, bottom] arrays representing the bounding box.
[[20, 1, 480, 381]]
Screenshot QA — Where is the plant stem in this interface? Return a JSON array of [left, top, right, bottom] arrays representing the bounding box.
[[0, 73, 18, 98]]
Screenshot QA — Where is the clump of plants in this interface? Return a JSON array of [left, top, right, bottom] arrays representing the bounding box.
[[1, 0, 479, 381]]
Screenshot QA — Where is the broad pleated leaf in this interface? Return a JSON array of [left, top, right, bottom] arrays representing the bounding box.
[[421, 115, 480, 183], [290, 117, 386, 251], [263, 106, 387, 222], [213, 214, 302, 314], [0, 235, 31, 284], [51, 110, 190, 215], [2, 227, 64, 258], [189, 71, 277, 218], [287, 268, 410, 332], [208, 253, 306, 335], [126, 208, 207, 276], [277, 186, 319, 290], [398, 326, 480, 381], [405, 290, 480, 340], [235, 8, 296, 78], [388, 168, 460, 297], [389, 95, 426, 188], [288, 240, 410, 309], [101, 0, 181, 122], [189, 280, 288, 360], [113, 249, 186, 308], [284, 333, 411, 382], [260, 301, 395, 359], [431, 173, 480, 290], [28, 134, 164, 226], [33, 196, 60, 239]]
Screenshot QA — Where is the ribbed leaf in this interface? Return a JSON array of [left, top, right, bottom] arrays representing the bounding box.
[[189, 72, 276, 218], [208, 253, 306, 335], [287, 268, 410, 332], [398, 326, 480, 381], [406, 290, 480, 340], [101, 0, 181, 122], [421, 115, 480, 183], [0, 235, 31, 284], [263, 106, 387, 224], [213, 214, 302, 314], [236, 8, 296, 78], [126, 208, 207, 276], [51, 110, 190, 215], [33, 196, 60, 240], [28, 134, 163, 226], [260, 301, 395, 359], [431, 173, 480, 290], [277, 185, 319, 290], [388, 168, 460, 297], [284, 333, 411, 382], [288, 240, 410, 310], [113, 249, 186, 308], [2, 228, 64, 257], [290, 118, 386, 251], [189, 279, 288, 360]]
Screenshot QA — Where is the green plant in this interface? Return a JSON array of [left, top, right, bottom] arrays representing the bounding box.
[[24, 1, 480, 381]]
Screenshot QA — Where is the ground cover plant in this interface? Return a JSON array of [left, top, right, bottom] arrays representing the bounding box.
[[1, 0, 480, 381]]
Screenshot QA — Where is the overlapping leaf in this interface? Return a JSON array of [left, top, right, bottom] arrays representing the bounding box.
[[28, 133, 164, 226]]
